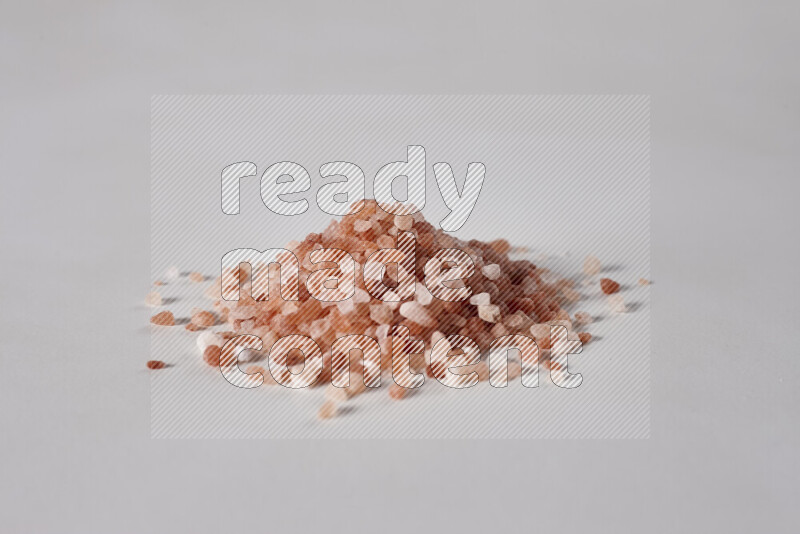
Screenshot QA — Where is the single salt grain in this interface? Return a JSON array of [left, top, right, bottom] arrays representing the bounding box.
[[354, 220, 372, 233], [203, 345, 222, 367], [600, 278, 620, 295], [578, 332, 592, 344], [399, 301, 435, 327], [318, 401, 338, 419], [165, 266, 180, 281], [324, 384, 349, 404], [478, 304, 501, 323], [638, 278, 651, 286], [394, 215, 413, 231], [150, 311, 174, 326], [146, 360, 166, 369], [153, 281, 165, 286], [489, 239, 511, 255], [388, 384, 409, 400], [583, 255, 601, 276], [145, 291, 162, 307], [196, 331, 223, 352], [574, 311, 593, 325], [191, 310, 215, 328], [482, 264, 501, 280], [470, 292, 491, 306], [189, 272, 204, 283], [369, 303, 393, 324], [608, 294, 627, 313]]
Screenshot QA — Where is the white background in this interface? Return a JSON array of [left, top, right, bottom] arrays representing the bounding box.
[[1, 1, 798, 532]]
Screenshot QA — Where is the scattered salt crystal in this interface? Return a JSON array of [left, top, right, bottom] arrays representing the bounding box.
[[415, 282, 433, 306], [478, 304, 501, 323], [369, 303, 393, 324], [394, 215, 413, 231], [324, 384, 349, 404], [608, 294, 627, 313], [354, 220, 372, 233], [638, 278, 651, 286], [470, 292, 491, 306], [165, 266, 180, 281], [574, 311, 593, 325], [318, 401, 338, 419], [482, 264, 501, 280], [399, 301, 435, 327], [196, 331, 223, 352], [583, 255, 601, 276], [145, 291, 162, 307]]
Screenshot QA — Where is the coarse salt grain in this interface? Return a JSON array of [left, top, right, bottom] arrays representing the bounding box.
[[469, 292, 491, 306], [145, 291, 162, 307], [600, 278, 620, 294], [150, 311, 174, 326], [608, 294, 627, 313], [478, 304, 501, 323], [482, 264, 501, 280], [191, 310, 216, 328], [583, 255, 601, 276], [165, 266, 180, 281]]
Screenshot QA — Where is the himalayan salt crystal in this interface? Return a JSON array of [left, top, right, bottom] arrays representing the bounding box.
[[415, 282, 433, 306], [185, 323, 200, 332], [574, 311, 593, 325], [336, 298, 355, 315], [145, 291, 162, 307], [309, 318, 331, 338], [376, 235, 394, 249], [282, 302, 299, 315], [375, 324, 391, 342], [478, 304, 501, 323], [600, 278, 621, 295], [583, 255, 601, 276], [608, 294, 627, 313], [578, 332, 592, 344], [561, 287, 581, 303], [482, 263, 502, 280], [191, 310, 215, 328], [530, 323, 550, 341], [324, 384, 349, 404], [150, 311, 174, 326], [394, 215, 413, 231], [503, 312, 525, 330], [318, 401, 338, 420], [470, 292, 491, 306], [345, 374, 367, 398], [203, 345, 222, 367], [197, 331, 223, 352], [146, 360, 166, 369], [353, 288, 371, 303], [369, 303, 394, 324], [353, 219, 372, 233], [153, 280, 165, 286], [165, 266, 180, 281], [388, 384, 409, 400], [189, 272, 204, 283], [489, 239, 511, 255], [399, 301, 435, 328], [490, 323, 508, 338], [638, 278, 651, 286]]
